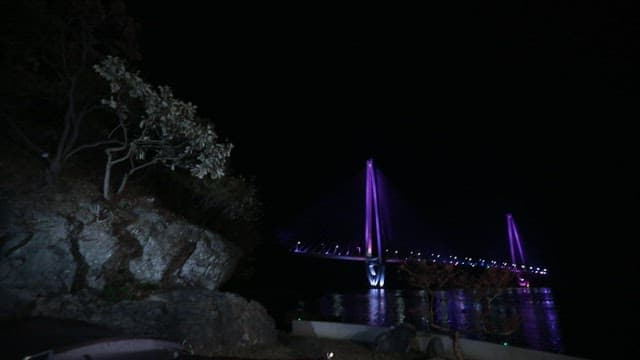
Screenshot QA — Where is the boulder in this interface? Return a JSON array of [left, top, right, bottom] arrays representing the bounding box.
[[0, 209, 75, 297], [0, 185, 242, 315], [127, 209, 240, 290], [78, 222, 118, 290], [0, 174, 271, 358]]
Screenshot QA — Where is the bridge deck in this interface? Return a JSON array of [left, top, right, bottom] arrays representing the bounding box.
[[291, 251, 547, 275]]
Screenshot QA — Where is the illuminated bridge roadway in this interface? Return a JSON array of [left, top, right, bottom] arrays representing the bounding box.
[[291, 243, 548, 277]]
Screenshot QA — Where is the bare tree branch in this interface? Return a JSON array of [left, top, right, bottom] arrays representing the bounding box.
[[6, 118, 48, 160], [64, 139, 122, 162]]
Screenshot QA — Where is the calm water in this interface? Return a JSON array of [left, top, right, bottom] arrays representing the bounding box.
[[303, 287, 563, 353]]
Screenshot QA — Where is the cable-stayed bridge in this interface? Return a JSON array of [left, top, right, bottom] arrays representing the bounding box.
[[288, 159, 548, 287]]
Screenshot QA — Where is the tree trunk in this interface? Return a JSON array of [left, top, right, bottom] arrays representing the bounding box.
[[452, 331, 464, 360], [103, 155, 113, 200], [46, 160, 62, 186], [116, 172, 129, 195]]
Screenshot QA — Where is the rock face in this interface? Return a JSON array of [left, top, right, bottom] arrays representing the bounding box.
[[0, 186, 241, 299], [32, 289, 277, 356], [0, 212, 76, 295], [127, 209, 237, 290], [78, 222, 118, 290], [0, 181, 277, 354]]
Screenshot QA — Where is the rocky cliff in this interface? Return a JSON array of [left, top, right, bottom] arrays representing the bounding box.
[[0, 179, 276, 356]]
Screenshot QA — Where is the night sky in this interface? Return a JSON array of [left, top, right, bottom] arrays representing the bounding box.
[[1, 1, 636, 357], [125, 1, 637, 269]]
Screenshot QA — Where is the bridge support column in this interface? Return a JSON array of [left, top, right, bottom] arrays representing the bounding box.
[[366, 258, 385, 287], [364, 159, 386, 287]]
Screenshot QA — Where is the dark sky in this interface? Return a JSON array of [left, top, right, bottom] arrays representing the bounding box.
[[124, 2, 638, 279]]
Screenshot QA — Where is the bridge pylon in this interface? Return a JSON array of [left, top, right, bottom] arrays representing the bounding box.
[[507, 213, 529, 287], [365, 159, 385, 287]]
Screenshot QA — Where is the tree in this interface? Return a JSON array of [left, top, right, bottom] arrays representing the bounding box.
[[401, 262, 460, 332], [400, 261, 520, 360], [94, 56, 233, 200], [1, 0, 140, 185]]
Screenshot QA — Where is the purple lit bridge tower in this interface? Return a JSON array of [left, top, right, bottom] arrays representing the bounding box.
[[506, 213, 530, 287], [365, 159, 385, 287]]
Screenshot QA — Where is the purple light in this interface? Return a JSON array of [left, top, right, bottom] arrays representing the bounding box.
[[372, 178, 383, 259], [507, 213, 516, 266], [365, 160, 374, 256], [511, 217, 526, 264], [506, 213, 527, 265], [507, 213, 535, 286], [364, 159, 385, 287]]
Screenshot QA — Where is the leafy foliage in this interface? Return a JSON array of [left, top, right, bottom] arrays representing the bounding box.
[[94, 56, 233, 199]]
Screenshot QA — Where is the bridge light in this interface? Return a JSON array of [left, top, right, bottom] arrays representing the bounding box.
[[417, 252, 421, 256], [335, 245, 339, 248], [543, 268, 547, 272], [297, 241, 301, 244]]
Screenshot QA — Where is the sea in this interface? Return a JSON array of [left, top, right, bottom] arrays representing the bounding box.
[[300, 287, 562, 352], [242, 255, 618, 360]]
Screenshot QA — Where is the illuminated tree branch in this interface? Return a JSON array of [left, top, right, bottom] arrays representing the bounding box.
[[95, 56, 233, 200]]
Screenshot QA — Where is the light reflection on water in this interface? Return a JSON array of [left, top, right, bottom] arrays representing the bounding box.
[[310, 287, 563, 353]]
